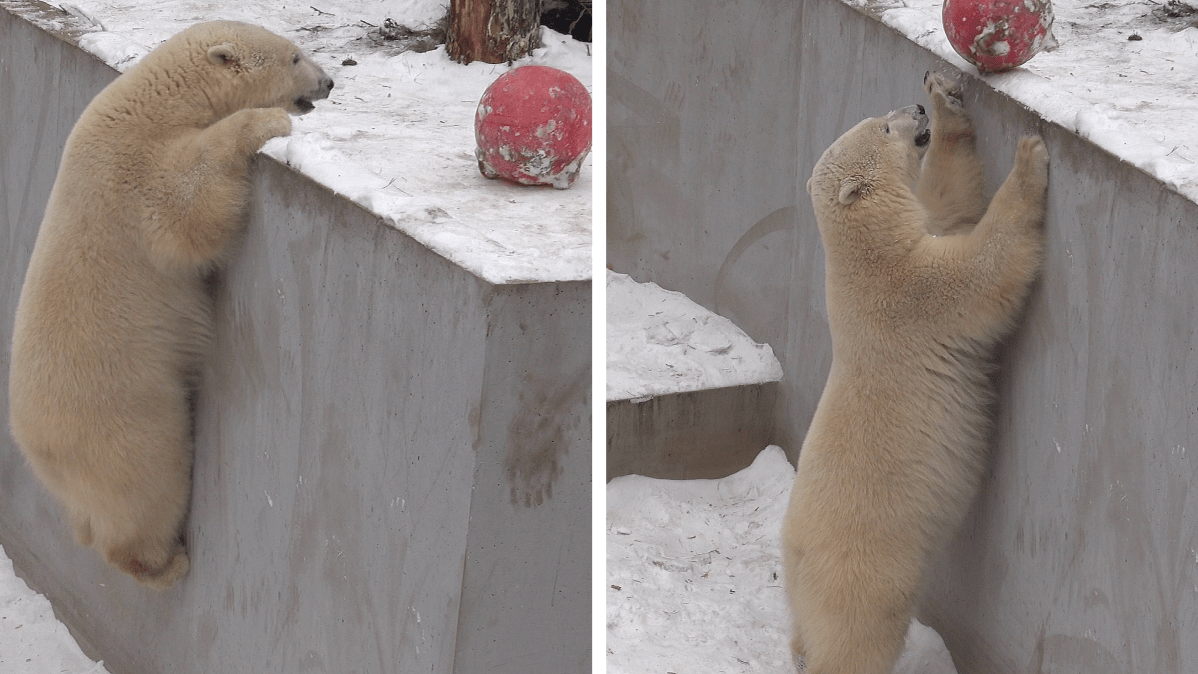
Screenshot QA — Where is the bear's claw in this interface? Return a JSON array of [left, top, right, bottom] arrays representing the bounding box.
[[924, 71, 965, 111]]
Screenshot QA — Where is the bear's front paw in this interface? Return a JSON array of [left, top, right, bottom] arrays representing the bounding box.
[[923, 71, 964, 109], [1015, 135, 1050, 191], [238, 107, 293, 149], [258, 107, 293, 140], [924, 71, 970, 136]]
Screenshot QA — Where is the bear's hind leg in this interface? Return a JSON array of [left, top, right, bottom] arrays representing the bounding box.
[[800, 604, 909, 674], [917, 71, 987, 235], [790, 545, 917, 674], [22, 455, 97, 548], [789, 631, 807, 671], [91, 389, 195, 590], [96, 482, 191, 590]]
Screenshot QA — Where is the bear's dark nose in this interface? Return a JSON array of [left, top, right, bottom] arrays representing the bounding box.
[[308, 74, 334, 103], [916, 104, 925, 115]]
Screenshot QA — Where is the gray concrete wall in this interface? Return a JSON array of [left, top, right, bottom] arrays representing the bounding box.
[[607, 0, 800, 358], [0, 6, 589, 673], [454, 280, 591, 674], [610, 0, 1198, 672], [607, 384, 778, 482]]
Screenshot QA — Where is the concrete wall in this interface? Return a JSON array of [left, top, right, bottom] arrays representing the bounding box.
[[607, 383, 777, 482], [0, 6, 589, 673], [609, 0, 1198, 672]]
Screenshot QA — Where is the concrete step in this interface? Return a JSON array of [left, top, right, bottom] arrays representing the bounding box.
[[606, 271, 782, 482]]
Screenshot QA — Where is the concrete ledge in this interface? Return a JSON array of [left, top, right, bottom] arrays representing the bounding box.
[[605, 270, 781, 482], [0, 7, 589, 674], [606, 383, 777, 482]]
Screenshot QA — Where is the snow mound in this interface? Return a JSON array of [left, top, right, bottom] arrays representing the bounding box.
[[606, 271, 783, 402], [0, 542, 110, 674], [607, 446, 960, 674]]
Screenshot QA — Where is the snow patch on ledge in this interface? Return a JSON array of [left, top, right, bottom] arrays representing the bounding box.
[[606, 271, 783, 402]]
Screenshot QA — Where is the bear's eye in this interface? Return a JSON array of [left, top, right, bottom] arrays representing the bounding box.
[[292, 53, 300, 65], [883, 124, 890, 134]]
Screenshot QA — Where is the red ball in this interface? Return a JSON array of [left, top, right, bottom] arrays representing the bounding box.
[[474, 65, 592, 189], [943, 0, 1059, 73]]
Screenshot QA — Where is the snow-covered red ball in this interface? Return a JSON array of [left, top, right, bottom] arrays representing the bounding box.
[[943, 0, 1059, 73], [474, 65, 592, 189]]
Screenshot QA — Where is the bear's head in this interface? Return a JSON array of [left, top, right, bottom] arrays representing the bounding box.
[[162, 21, 334, 119], [806, 105, 930, 218]]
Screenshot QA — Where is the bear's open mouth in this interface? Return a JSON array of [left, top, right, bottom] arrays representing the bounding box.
[[915, 129, 931, 147], [294, 97, 316, 114]]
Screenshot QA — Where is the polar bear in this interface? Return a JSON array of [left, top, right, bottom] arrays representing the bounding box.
[[8, 21, 332, 589], [781, 72, 1049, 673]]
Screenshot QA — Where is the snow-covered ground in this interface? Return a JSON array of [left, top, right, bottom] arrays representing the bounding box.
[[607, 446, 960, 674], [1, 0, 592, 284], [606, 271, 783, 402], [867, 0, 1198, 204], [0, 542, 109, 674]]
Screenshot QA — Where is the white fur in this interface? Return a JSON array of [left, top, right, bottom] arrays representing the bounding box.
[[782, 72, 1049, 673], [9, 21, 331, 589]]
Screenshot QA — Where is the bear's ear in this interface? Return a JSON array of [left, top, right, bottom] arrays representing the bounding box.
[[805, 177, 813, 196], [207, 44, 240, 67], [838, 178, 861, 205]]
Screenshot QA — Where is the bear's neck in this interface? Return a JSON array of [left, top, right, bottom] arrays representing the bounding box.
[[825, 200, 923, 251]]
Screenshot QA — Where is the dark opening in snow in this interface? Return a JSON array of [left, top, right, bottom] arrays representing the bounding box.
[[540, 0, 590, 42]]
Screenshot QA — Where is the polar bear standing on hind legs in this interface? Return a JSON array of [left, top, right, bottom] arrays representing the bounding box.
[[9, 21, 333, 589], [781, 72, 1049, 673]]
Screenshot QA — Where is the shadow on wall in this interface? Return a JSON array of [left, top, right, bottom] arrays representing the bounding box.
[[713, 206, 796, 365], [607, 71, 797, 357]]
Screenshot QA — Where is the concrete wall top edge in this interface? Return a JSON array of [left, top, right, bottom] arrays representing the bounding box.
[[838, 0, 1198, 210], [0, 0, 95, 44], [260, 150, 593, 292], [1, 1, 594, 287]]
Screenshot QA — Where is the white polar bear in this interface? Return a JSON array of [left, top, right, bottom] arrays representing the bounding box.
[[781, 72, 1049, 674], [9, 21, 333, 589]]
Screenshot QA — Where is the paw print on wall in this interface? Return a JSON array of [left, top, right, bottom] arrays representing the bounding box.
[[505, 374, 586, 508]]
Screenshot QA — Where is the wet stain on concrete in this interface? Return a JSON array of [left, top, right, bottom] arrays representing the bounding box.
[[505, 370, 586, 508]]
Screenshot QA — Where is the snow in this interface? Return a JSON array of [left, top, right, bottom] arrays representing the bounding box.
[[866, 0, 1198, 204], [606, 271, 784, 402], [2, 0, 592, 285], [0, 542, 110, 674], [606, 446, 960, 674]]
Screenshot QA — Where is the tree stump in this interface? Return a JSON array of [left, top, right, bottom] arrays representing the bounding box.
[[447, 0, 541, 64]]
